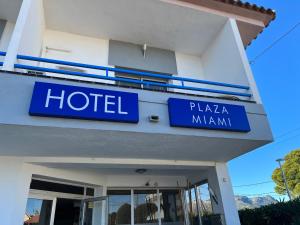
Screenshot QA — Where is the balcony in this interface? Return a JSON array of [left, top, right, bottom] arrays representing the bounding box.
[[0, 0, 273, 162], [0, 0, 263, 102]]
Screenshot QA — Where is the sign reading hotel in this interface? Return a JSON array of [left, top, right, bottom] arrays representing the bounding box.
[[168, 98, 250, 132], [29, 82, 139, 123]]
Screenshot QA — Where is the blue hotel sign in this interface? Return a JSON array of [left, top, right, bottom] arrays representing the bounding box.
[[29, 82, 139, 123], [168, 98, 250, 132]]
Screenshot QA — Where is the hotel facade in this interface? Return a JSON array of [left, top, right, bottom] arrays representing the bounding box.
[[0, 0, 275, 225]]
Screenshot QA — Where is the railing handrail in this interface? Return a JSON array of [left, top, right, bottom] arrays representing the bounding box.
[[0, 51, 6, 67], [17, 54, 250, 90], [0, 52, 252, 97], [14, 63, 252, 97]]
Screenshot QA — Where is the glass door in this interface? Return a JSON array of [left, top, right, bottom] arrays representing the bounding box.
[[24, 195, 56, 225], [79, 196, 107, 225]]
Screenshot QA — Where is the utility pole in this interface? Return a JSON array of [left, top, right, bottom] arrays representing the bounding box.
[[276, 158, 292, 201]]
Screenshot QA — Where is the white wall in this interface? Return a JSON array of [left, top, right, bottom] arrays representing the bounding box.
[[0, 21, 15, 52], [202, 20, 248, 85], [41, 30, 114, 84], [173, 22, 255, 100], [174, 52, 206, 94], [201, 19, 252, 101], [3, 0, 45, 70], [17, 0, 45, 66], [0, 157, 32, 225]]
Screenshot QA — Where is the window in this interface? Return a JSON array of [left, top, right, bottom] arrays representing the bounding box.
[[159, 190, 184, 225], [115, 68, 169, 91], [29, 179, 94, 196], [24, 198, 53, 225], [134, 190, 159, 224], [108, 189, 185, 225], [108, 190, 132, 225]]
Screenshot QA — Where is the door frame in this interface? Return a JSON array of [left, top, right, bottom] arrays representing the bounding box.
[[28, 189, 87, 225], [79, 196, 108, 225], [27, 191, 57, 225]]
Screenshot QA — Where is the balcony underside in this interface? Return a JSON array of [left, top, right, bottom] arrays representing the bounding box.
[[0, 0, 269, 54], [0, 123, 268, 161], [44, 0, 227, 56]]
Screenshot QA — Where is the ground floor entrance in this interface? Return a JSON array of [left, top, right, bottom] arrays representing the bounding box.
[[0, 157, 241, 225], [23, 178, 221, 225]]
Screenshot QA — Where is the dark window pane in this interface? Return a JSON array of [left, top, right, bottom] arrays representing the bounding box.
[[159, 190, 184, 225], [53, 198, 81, 225], [24, 198, 52, 225], [30, 179, 84, 195], [86, 188, 95, 197], [115, 77, 141, 88], [108, 190, 131, 225], [115, 67, 169, 91], [134, 190, 159, 224], [143, 80, 167, 91]]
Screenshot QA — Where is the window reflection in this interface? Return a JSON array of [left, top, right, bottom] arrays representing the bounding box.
[[108, 190, 131, 225], [159, 190, 184, 225], [134, 190, 159, 224], [197, 183, 213, 215], [24, 198, 52, 225]]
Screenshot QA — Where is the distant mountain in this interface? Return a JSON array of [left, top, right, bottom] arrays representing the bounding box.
[[235, 195, 278, 210], [190, 195, 278, 214]]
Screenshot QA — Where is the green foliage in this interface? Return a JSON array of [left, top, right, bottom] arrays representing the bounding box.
[[239, 198, 300, 225], [272, 149, 300, 198]]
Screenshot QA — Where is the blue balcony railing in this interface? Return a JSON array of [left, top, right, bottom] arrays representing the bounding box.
[[0, 51, 6, 67], [0, 51, 252, 98]]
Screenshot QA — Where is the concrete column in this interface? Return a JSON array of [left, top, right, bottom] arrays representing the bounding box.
[[2, 0, 32, 70], [0, 157, 32, 225], [208, 163, 240, 225], [229, 18, 262, 104]]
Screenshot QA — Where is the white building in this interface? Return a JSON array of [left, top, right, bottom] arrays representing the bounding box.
[[0, 1, 275, 225]]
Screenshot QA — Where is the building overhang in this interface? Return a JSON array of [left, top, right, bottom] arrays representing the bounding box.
[[0, 0, 275, 52], [170, 0, 276, 46], [42, 0, 275, 52]]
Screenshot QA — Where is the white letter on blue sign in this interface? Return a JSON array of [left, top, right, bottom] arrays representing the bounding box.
[[190, 102, 195, 111], [45, 89, 65, 109], [118, 97, 128, 115], [67, 92, 89, 111], [105, 95, 115, 114], [90, 93, 103, 112]]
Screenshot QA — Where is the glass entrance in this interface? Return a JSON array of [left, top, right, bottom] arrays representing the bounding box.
[[79, 196, 108, 225]]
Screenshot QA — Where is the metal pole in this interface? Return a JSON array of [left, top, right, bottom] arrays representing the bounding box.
[[194, 185, 203, 225], [276, 159, 292, 200]]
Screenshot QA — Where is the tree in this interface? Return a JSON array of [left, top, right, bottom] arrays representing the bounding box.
[[272, 149, 300, 198]]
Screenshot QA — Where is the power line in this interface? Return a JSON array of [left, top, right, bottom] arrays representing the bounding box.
[[250, 21, 300, 65], [257, 130, 300, 151], [233, 181, 273, 188], [270, 132, 300, 147], [235, 191, 278, 197], [274, 126, 300, 141]]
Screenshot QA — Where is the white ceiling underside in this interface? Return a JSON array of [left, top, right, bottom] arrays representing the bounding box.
[[44, 0, 227, 55], [32, 162, 208, 176], [0, 0, 22, 22], [0, 124, 268, 162]]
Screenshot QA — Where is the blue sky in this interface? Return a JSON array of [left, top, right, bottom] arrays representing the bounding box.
[[229, 1, 300, 199]]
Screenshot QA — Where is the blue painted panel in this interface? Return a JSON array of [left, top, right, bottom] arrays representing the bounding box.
[[29, 82, 139, 123], [168, 98, 250, 132]]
